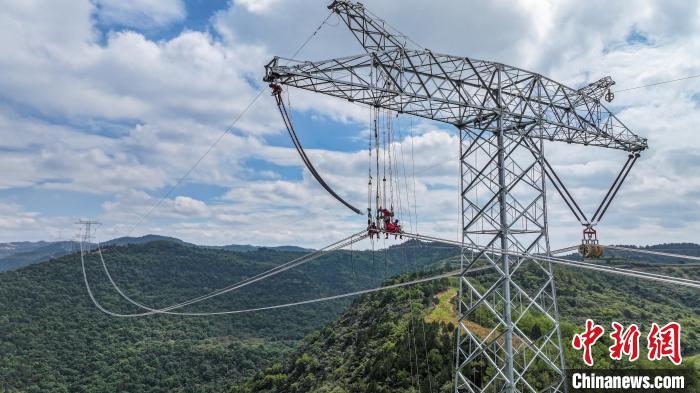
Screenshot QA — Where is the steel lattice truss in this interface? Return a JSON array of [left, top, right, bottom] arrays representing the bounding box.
[[457, 125, 565, 392], [576, 76, 615, 102], [263, 1, 647, 392], [266, 53, 646, 151]]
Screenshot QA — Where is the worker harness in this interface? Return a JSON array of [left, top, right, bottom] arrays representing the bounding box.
[[526, 138, 641, 257], [270, 83, 361, 215]]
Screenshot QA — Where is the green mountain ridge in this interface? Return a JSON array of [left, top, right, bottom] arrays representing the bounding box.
[[0, 235, 318, 272], [0, 239, 456, 392], [1, 239, 698, 392], [243, 263, 700, 392], [0, 241, 79, 272], [240, 272, 457, 393]]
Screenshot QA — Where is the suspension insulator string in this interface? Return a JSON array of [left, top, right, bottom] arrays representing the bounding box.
[[375, 106, 381, 225], [388, 110, 394, 212], [382, 108, 387, 214], [368, 108, 373, 227]]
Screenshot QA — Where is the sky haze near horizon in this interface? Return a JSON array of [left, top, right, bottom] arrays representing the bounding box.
[[1, 0, 699, 249]]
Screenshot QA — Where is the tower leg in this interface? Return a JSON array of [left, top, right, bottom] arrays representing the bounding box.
[[454, 122, 566, 392]]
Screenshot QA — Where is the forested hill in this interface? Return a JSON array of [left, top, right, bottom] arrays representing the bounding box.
[[3, 236, 697, 273], [242, 265, 700, 392], [0, 239, 456, 392], [2, 238, 699, 392], [241, 273, 458, 392]]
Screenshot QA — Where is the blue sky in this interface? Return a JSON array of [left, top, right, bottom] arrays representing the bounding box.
[[1, 0, 699, 248]]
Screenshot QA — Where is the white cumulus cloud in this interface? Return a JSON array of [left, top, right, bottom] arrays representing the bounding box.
[[0, 0, 699, 249]]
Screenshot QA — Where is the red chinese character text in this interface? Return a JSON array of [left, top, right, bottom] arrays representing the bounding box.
[[609, 322, 640, 361], [572, 319, 605, 366], [647, 322, 682, 365]]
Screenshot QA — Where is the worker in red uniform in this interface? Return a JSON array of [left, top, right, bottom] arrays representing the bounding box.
[[269, 83, 283, 95], [385, 218, 401, 238], [378, 207, 392, 222]]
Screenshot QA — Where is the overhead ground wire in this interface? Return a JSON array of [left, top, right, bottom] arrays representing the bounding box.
[[615, 73, 700, 93]]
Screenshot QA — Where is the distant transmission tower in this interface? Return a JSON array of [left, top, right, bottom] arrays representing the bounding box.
[[263, 1, 647, 391], [76, 220, 101, 250]]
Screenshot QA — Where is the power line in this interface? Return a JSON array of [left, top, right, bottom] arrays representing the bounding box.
[[81, 229, 700, 319], [544, 253, 700, 287], [82, 231, 367, 317], [398, 231, 700, 289], [615, 73, 700, 93], [82, 11, 339, 313], [174, 271, 458, 316], [549, 245, 578, 255], [605, 245, 700, 263], [81, 235, 458, 317]]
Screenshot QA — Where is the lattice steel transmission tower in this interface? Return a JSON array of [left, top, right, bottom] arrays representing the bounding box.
[[263, 2, 647, 391], [76, 220, 100, 250]]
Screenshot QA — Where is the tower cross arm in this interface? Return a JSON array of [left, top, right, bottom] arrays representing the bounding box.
[[264, 50, 648, 152]]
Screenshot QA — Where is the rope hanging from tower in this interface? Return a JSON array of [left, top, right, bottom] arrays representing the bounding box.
[[367, 104, 404, 240]]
